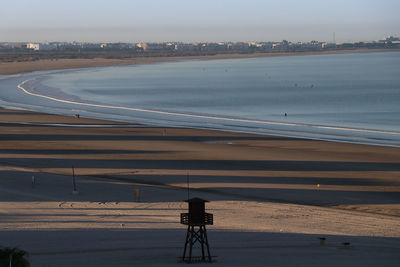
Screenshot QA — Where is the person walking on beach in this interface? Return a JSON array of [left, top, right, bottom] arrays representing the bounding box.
[[31, 175, 35, 188]]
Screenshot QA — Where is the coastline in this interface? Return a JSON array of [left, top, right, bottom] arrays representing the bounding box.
[[7, 51, 400, 148], [14, 76, 400, 148], [1, 48, 398, 75]]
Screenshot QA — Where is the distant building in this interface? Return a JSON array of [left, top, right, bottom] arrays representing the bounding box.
[[136, 43, 148, 51], [377, 36, 400, 43], [40, 43, 56, 51], [166, 43, 179, 51], [384, 36, 400, 42], [248, 42, 263, 48], [27, 43, 40, 51], [322, 42, 336, 49]]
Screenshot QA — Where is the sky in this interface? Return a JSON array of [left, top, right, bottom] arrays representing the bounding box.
[[1, 0, 399, 43]]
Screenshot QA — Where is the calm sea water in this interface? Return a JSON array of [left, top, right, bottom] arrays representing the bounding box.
[[4, 52, 400, 146]]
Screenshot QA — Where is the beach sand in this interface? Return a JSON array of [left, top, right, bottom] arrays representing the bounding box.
[[0, 108, 399, 266], [1, 49, 397, 75]]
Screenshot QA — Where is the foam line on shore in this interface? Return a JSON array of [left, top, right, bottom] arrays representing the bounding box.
[[18, 79, 400, 136], [17, 79, 301, 126]]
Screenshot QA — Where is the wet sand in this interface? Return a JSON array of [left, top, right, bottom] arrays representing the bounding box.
[[1, 49, 396, 75], [0, 108, 399, 266]]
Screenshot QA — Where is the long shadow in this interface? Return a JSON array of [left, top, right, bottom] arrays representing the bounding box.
[[0, 133, 304, 142], [0, 111, 52, 116], [101, 173, 400, 186], [2, 213, 174, 217], [0, 229, 399, 267], [0, 149, 176, 155], [196, 187, 400, 206], [0, 167, 399, 207], [86, 174, 400, 206], [2, 158, 400, 171], [0, 122, 133, 127], [0, 220, 173, 224]]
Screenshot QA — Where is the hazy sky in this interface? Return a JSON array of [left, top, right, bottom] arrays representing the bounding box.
[[1, 0, 399, 43]]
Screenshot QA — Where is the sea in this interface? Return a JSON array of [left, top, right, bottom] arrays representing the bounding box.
[[1, 52, 399, 146]]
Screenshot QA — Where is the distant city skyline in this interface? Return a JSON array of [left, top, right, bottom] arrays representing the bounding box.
[[2, 0, 399, 43]]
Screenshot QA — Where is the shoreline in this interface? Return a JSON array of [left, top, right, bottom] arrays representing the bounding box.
[[10, 64, 400, 148], [13, 76, 400, 148], [1, 48, 398, 75], [12, 80, 400, 148]]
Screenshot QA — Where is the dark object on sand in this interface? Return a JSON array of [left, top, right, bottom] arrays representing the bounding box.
[[0, 247, 30, 267], [318, 237, 326, 245], [181, 198, 213, 263]]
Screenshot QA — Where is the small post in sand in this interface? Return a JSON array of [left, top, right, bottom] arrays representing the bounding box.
[[72, 166, 79, 195], [134, 189, 140, 202]]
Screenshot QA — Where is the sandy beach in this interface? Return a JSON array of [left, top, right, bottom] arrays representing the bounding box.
[[0, 49, 397, 75], [0, 108, 399, 266]]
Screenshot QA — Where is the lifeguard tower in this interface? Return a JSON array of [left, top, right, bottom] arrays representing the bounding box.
[[180, 198, 213, 263]]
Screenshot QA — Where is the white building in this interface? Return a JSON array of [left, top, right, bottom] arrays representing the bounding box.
[[27, 43, 40, 51]]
